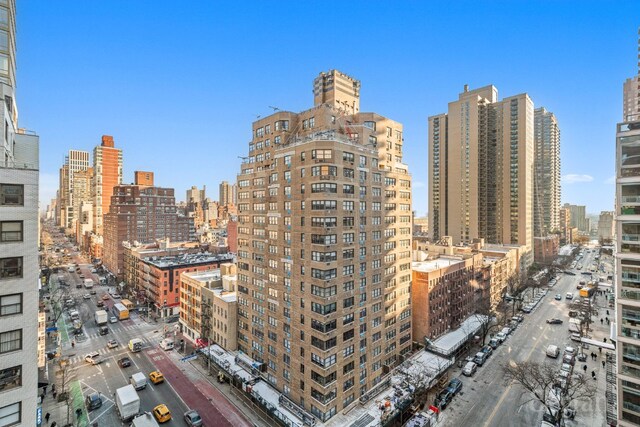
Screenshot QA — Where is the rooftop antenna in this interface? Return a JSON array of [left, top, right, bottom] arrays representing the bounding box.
[[268, 106, 280, 112]]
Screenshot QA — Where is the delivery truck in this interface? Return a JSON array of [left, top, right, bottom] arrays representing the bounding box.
[[83, 278, 94, 289], [115, 384, 140, 422], [129, 338, 143, 353], [94, 310, 108, 326]]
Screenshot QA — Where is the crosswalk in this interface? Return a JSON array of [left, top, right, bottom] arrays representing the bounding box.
[[66, 336, 157, 365]]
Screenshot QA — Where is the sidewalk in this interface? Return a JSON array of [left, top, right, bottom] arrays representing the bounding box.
[[168, 334, 272, 427]]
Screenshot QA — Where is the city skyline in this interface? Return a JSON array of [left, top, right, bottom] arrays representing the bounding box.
[[18, 2, 640, 215]]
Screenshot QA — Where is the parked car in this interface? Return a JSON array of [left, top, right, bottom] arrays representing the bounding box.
[[512, 315, 524, 323], [488, 338, 500, 349], [495, 332, 507, 343], [462, 361, 477, 376], [480, 345, 493, 357], [434, 390, 453, 409], [546, 318, 563, 324], [473, 351, 488, 366], [446, 378, 463, 395], [570, 333, 582, 342]]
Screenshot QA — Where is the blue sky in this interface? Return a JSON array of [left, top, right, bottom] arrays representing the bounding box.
[[18, 1, 640, 216]]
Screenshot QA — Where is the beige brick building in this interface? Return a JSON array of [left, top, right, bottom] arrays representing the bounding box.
[[429, 85, 534, 270], [180, 263, 238, 350], [236, 70, 412, 421]]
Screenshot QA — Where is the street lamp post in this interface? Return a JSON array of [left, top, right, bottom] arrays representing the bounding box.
[[163, 299, 167, 337]]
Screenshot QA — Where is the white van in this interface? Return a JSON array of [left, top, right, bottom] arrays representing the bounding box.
[[129, 372, 147, 390], [160, 338, 174, 351], [546, 345, 559, 358]]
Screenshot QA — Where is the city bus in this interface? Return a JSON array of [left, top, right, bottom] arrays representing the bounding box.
[[112, 303, 129, 320], [121, 299, 135, 310]]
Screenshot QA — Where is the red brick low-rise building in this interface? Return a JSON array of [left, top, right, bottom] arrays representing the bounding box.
[[412, 254, 484, 342], [534, 235, 559, 265], [135, 252, 234, 317]]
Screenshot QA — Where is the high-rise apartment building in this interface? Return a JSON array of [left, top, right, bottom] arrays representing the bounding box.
[[0, 2, 40, 424], [236, 69, 412, 421], [429, 85, 534, 268], [219, 181, 233, 205], [597, 211, 615, 242], [533, 107, 561, 237], [615, 27, 640, 427], [615, 120, 640, 426], [103, 172, 195, 279], [93, 135, 123, 236], [623, 29, 640, 122], [564, 203, 588, 233], [187, 185, 206, 204], [58, 149, 89, 229]]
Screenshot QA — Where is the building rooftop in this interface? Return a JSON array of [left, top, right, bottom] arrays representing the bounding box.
[[412, 257, 463, 273], [143, 252, 234, 268], [426, 314, 489, 356], [213, 286, 237, 303], [183, 270, 222, 283]]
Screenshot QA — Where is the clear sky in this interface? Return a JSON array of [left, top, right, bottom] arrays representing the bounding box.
[[17, 1, 640, 216]]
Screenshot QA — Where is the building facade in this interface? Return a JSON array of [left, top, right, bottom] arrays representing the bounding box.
[[624, 75, 640, 122], [236, 70, 412, 421], [564, 203, 588, 233], [0, 3, 39, 423], [598, 211, 615, 243], [136, 252, 233, 317], [59, 150, 90, 229], [428, 85, 534, 269], [180, 263, 238, 350], [533, 235, 559, 265], [412, 255, 483, 342], [559, 206, 571, 244], [103, 173, 195, 278], [93, 135, 123, 236], [533, 107, 561, 237], [616, 120, 640, 426]]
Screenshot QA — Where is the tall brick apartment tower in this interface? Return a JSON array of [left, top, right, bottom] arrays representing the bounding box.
[[93, 135, 123, 235], [236, 70, 412, 421]]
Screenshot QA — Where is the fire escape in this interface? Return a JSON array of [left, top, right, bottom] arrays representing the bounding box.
[[605, 351, 617, 425]]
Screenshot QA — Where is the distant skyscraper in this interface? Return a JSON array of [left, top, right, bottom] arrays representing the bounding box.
[[534, 107, 561, 236], [429, 85, 534, 268], [564, 203, 588, 233], [219, 180, 232, 205], [93, 135, 123, 236], [186, 185, 206, 204], [59, 149, 90, 228], [237, 69, 412, 421], [0, 1, 40, 424]]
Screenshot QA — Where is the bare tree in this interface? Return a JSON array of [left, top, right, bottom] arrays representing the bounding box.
[[56, 358, 78, 426], [502, 361, 596, 424]]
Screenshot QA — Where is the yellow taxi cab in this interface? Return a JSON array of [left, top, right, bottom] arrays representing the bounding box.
[[149, 370, 164, 384], [153, 404, 171, 423]]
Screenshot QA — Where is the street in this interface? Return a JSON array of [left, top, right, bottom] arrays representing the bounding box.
[[41, 225, 256, 427], [439, 248, 611, 427]]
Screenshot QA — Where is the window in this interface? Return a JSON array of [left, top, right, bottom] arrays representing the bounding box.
[[0, 366, 21, 393], [0, 184, 23, 206], [0, 258, 21, 279], [0, 401, 21, 426], [0, 294, 21, 316], [0, 222, 22, 242], [0, 330, 21, 354], [312, 149, 332, 160]]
